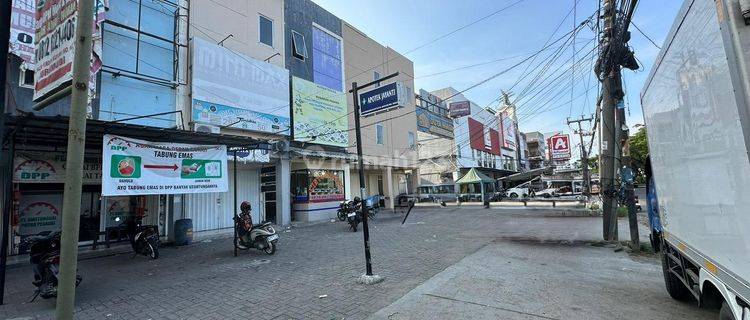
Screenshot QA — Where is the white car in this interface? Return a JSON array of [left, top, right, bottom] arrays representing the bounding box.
[[534, 188, 558, 198], [505, 187, 530, 198]]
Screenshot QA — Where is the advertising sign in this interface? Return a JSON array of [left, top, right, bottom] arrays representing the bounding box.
[[416, 108, 453, 139], [449, 101, 471, 118], [292, 77, 348, 147], [18, 194, 63, 236], [13, 152, 102, 184], [192, 37, 290, 135], [102, 135, 228, 196], [10, 0, 35, 66], [359, 82, 406, 116], [549, 134, 572, 160], [501, 111, 517, 150], [34, 0, 78, 99]]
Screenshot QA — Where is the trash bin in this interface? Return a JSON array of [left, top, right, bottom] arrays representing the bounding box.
[[174, 218, 193, 246]]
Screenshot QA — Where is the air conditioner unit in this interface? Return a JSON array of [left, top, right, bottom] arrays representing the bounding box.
[[194, 124, 220, 134]]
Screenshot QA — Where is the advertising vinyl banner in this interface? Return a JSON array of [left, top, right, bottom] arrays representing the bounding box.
[[550, 134, 572, 160], [292, 76, 348, 147], [10, 0, 35, 66], [102, 135, 228, 196], [13, 152, 102, 184], [192, 37, 290, 135]]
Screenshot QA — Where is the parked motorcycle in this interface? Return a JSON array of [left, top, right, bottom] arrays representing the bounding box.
[[234, 202, 279, 254], [116, 214, 160, 259], [346, 197, 363, 232], [24, 231, 82, 301], [337, 200, 354, 222]]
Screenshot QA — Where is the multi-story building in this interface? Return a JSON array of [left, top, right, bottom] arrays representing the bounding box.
[[415, 89, 455, 186], [524, 131, 548, 169], [343, 22, 418, 210]]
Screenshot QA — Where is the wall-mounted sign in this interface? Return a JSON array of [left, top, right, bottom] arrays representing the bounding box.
[[501, 110, 517, 150], [416, 108, 453, 139], [549, 134, 571, 160], [449, 101, 471, 118], [13, 152, 102, 184], [102, 135, 228, 196], [292, 76, 348, 147], [18, 194, 62, 236], [359, 81, 407, 116], [191, 37, 290, 135], [10, 0, 35, 66]]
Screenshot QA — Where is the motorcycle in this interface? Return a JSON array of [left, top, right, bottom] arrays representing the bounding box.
[[116, 214, 160, 259], [233, 216, 279, 255], [24, 231, 82, 302], [337, 199, 358, 221], [345, 197, 364, 232]]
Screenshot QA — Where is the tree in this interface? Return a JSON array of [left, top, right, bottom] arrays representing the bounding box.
[[587, 155, 599, 174], [629, 127, 649, 183]]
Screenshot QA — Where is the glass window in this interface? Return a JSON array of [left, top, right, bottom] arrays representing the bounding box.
[[108, 0, 139, 29], [374, 71, 380, 87], [408, 131, 415, 150], [99, 73, 176, 127], [259, 15, 273, 47], [103, 24, 138, 73], [291, 30, 307, 60], [312, 26, 342, 91], [376, 124, 384, 145], [140, 0, 175, 40], [138, 33, 174, 80]]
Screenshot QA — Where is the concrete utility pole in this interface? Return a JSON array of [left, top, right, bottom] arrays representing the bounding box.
[[57, 0, 95, 318], [598, 0, 620, 242], [567, 115, 593, 196]]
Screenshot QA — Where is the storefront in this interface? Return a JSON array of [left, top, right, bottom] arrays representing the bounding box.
[[1, 115, 271, 254], [290, 148, 353, 222]]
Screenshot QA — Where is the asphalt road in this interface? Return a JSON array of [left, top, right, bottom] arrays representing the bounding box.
[[0, 206, 714, 319]]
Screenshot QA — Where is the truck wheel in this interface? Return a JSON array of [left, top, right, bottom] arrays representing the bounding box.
[[720, 301, 736, 320], [661, 251, 691, 301]]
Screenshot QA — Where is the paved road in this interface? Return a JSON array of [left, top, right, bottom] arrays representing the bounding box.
[[0, 207, 712, 319]]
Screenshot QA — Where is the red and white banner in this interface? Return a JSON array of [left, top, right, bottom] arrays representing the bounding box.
[[549, 134, 571, 160]]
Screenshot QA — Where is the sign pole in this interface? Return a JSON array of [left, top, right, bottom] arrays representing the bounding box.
[[233, 150, 238, 257], [349, 71, 398, 284], [57, 0, 95, 318]]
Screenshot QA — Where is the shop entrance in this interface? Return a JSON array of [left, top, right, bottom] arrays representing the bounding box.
[[260, 166, 277, 224]]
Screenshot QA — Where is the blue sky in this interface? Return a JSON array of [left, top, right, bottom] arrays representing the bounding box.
[[313, 0, 683, 156]]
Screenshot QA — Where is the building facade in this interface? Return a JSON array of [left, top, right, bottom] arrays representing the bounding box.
[[415, 89, 455, 186]]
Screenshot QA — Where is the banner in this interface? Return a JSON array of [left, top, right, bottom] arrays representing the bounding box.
[[13, 152, 102, 184], [191, 37, 290, 134], [10, 0, 35, 66], [449, 101, 470, 118], [292, 77, 348, 147], [416, 108, 453, 139], [549, 134, 572, 160], [102, 135, 228, 196]]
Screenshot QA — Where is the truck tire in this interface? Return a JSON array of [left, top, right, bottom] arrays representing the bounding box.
[[720, 301, 736, 320], [661, 250, 691, 301]]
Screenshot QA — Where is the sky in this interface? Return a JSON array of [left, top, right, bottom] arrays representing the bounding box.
[[313, 0, 684, 157]]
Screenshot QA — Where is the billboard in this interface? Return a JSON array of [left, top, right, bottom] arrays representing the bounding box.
[[416, 108, 453, 139], [359, 81, 407, 116], [549, 134, 571, 160], [449, 101, 470, 118], [192, 37, 290, 135], [501, 111, 517, 150], [102, 135, 228, 196], [292, 76, 348, 147], [10, 0, 35, 66]]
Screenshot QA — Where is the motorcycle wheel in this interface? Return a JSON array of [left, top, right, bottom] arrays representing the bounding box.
[[263, 241, 276, 255], [146, 241, 159, 259], [337, 211, 347, 222], [350, 224, 358, 232]]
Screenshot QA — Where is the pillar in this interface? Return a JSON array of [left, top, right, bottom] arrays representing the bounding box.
[[276, 154, 291, 227], [386, 166, 394, 209]]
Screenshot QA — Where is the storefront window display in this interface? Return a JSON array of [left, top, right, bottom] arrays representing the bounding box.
[[291, 169, 345, 203]]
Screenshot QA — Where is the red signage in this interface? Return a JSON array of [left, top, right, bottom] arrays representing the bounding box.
[[449, 101, 470, 118], [549, 134, 571, 160]]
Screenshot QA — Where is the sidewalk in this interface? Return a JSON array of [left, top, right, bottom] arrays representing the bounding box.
[[368, 241, 716, 320]]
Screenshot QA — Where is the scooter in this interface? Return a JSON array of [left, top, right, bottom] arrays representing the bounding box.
[[24, 231, 82, 302], [233, 215, 279, 255], [116, 214, 160, 259]]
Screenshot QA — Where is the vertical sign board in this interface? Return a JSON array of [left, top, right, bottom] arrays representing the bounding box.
[[549, 134, 571, 160], [33, 0, 78, 99], [192, 37, 290, 134], [10, 0, 35, 66], [292, 76, 349, 147], [359, 82, 406, 116], [102, 135, 229, 196]]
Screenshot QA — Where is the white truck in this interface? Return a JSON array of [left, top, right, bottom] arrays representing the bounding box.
[[640, 0, 750, 319]]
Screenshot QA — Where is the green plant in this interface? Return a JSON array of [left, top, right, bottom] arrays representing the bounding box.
[[617, 206, 628, 217]]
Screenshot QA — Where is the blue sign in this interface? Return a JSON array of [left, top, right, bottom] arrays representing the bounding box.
[[359, 82, 403, 116]]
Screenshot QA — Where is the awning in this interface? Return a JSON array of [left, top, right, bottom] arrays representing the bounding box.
[[497, 167, 551, 182], [455, 168, 494, 184]]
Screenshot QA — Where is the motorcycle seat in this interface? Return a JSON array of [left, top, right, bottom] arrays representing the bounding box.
[[253, 222, 272, 229]]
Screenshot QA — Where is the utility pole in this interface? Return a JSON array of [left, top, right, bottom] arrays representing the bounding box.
[[0, 0, 12, 110], [598, 0, 620, 242], [349, 71, 398, 285], [57, 0, 95, 318], [567, 115, 593, 196]]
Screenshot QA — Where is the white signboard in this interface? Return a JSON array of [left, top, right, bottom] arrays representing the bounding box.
[[10, 0, 35, 66], [18, 194, 63, 236], [13, 152, 102, 184], [550, 134, 572, 160], [102, 135, 228, 196], [191, 37, 290, 135], [34, 0, 78, 99]]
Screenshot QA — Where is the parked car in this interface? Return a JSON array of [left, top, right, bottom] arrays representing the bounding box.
[[505, 187, 530, 198], [534, 188, 558, 198]]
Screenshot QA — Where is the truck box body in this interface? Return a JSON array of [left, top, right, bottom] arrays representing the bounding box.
[[641, 0, 750, 306]]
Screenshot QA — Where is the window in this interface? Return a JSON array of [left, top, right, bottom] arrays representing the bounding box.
[[376, 124, 385, 145], [291, 169, 345, 203], [374, 71, 380, 87], [19, 68, 34, 88], [312, 25, 343, 91], [291, 30, 307, 60], [259, 15, 273, 47], [408, 131, 415, 150]]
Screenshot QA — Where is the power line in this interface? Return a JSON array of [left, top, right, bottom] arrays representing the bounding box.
[[631, 21, 661, 49]]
